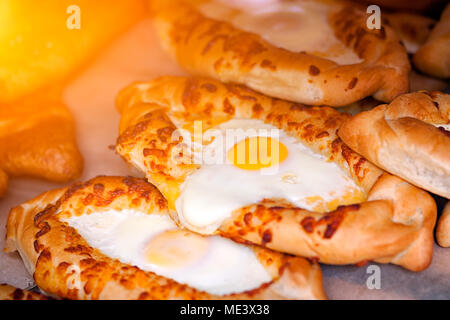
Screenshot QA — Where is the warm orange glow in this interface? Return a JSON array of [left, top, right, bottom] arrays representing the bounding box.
[[0, 0, 145, 103]]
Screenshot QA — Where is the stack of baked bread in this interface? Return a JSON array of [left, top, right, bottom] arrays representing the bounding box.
[[2, 0, 449, 300]]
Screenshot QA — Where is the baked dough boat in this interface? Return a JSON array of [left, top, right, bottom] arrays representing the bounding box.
[[339, 91, 450, 199], [116, 76, 437, 271], [339, 91, 450, 248], [5, 176, 327, 300], [150, 0, 410, 106]]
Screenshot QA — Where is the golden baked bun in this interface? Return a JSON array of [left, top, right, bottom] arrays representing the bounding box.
[[339, 91, 450, 199], [150, 0, 410, 106], [5, 176, 327, 300], [0, 0, 145, 103], [0, 88, 83, 188], [0, 284, 51, 300], [437, 202, 450, 247], [116, 76, 437, 271], [413, 3, 450, 78]]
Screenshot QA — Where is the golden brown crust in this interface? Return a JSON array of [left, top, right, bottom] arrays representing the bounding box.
[[5, 176, 327, 300], [0, 284, 52, 300], [150, 0, 410, 106], [0, 88, 83, 184], [437, 202, 450, 247], [339, 91, 450, 199], [116, 76, 437, 271], [413, 3, 450, 78]]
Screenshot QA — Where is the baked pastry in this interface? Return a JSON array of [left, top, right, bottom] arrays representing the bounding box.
[[413, 3, 450, 78], [0, 284, 51, 300], [5, 176, 327, 300], [339, 91, 450, 199], [116, 76, 436, 271], [0, 88, 83, 191], [150, 0, 410, 106], [437, 202, 450, 247], [0, 0, 145, 103]]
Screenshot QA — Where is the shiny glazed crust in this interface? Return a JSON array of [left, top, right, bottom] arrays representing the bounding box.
[[339, 91, 450, 199], [0, 88, 83, 186], [116, 76, 436, 271], [150, 0, 410, 106], [413, 3, 450, 78], [0, 284, 51, 300], [437, 202, 450, 247], [5, 176, 327, 300]]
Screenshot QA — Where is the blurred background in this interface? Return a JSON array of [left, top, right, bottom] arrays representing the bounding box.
[[0, 0, 448, 299]]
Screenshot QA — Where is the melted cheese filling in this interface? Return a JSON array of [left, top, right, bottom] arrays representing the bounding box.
[[198, 0, 363, 65], [62, 210, 272, 295], [175, 119, 365, 234]]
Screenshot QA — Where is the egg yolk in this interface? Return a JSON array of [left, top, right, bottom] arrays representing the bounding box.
[[227, 136, 288, 170], [145, 229, 209, 269]]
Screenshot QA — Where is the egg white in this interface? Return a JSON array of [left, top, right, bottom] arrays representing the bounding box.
[[62, 209, 272, 295], [175, 119, 364, 234]]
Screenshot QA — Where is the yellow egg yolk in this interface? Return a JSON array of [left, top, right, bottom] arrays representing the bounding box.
[[145, 229, 209, 269], [227, 136, 288, 170]]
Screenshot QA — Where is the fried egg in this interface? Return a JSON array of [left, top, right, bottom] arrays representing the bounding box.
[[175, 119, 365, 234], [62, 209, 272, 295], [198, 0, 363, 65]]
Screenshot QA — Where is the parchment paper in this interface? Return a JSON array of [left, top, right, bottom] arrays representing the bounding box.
[[0, 17, 448, 300]]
